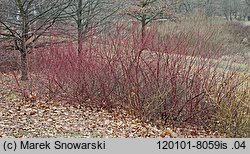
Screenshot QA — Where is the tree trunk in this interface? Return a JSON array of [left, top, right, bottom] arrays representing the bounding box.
[[141, 17, 146, 49], [229, 12, 233, 21], [20, 51, 28, 80], [16, 0, 29, 80], [224, 11, 229, 21], [77, 26, 83, 55], [77, 0, 83, 55]]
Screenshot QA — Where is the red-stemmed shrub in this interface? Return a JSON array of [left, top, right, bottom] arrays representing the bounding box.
[[14, 22, 248, 136]]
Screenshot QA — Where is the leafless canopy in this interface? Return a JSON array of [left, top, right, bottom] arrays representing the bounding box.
[[0, 0, 71, 50]]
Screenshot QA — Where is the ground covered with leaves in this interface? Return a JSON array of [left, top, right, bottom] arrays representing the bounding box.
[[0, 74, 228, 138]]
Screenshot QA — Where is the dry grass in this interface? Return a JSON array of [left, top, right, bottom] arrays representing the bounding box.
[[205, 74, 250, 137], [157, 11, 250, 65]]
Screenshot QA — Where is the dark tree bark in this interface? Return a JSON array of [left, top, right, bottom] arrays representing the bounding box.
[[0, 0, 72, 80], [141, 15, 146, 47], [77, 0, 83, 55]]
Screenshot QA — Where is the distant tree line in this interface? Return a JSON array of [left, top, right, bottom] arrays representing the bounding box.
[[171, 0, 250, 21]]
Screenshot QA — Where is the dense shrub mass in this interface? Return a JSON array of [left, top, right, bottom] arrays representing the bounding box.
[[12, 23, 250, 137], [0, 49, 19, 72]]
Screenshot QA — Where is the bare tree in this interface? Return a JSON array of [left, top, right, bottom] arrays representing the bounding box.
[[219, 0, 248, 21], [65, 0, 119, 54], [0, 0, 71, 80], [123, 0, 178, 46]]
